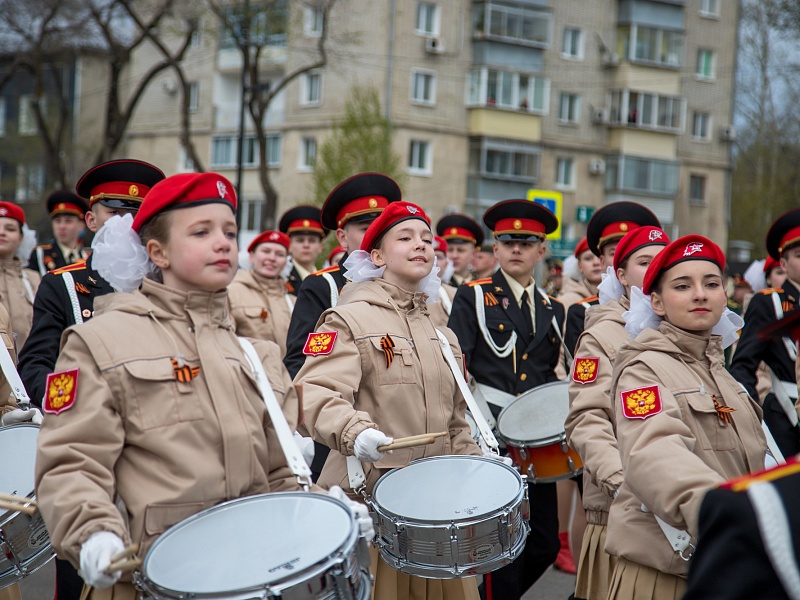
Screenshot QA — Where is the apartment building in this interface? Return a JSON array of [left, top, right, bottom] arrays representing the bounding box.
[[121, 0, 738, 253]]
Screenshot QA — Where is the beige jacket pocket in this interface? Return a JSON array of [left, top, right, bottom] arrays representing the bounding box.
[[124, 358, 203, 430]]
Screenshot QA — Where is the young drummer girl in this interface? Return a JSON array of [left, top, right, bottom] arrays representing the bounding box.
[[605, 235, 767, 600], [296, 201, 485, 600], [34, 173, 368, 599]]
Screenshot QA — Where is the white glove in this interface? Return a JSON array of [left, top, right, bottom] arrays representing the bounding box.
[[293, 432, 315, 467], [1, 407, 43, 426], [328, 485, 375, 540], [353, 428, 392, 462], [481, 446, 514, 467], [79, 531, 125, 590]]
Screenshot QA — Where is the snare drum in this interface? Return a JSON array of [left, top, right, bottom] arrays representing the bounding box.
[[137, 492, 371, 600], [371, 456, 529, 579], [0, 424, 53, 589], [497, 381, 583, 483]]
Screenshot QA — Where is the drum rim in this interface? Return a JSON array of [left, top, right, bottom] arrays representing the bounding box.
[[496, 380, 569, 444], [371, 455, 525, 524], [140, 491, 359, 596], [0, 423, 39, 521]]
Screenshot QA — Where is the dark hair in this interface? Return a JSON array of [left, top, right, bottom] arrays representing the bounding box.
[[138, 211, 175, 282]]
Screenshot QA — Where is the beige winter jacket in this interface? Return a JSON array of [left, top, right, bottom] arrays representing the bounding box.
[[0, 257, 40, 348]]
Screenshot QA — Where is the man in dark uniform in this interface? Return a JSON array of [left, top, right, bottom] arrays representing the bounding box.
[[283, 173, 401, 481], [436, 213, 483, 286], [447, 199, 565, 600], [730, 208, 800, 458], [278, 205, 327, 296], [564, 202, 661, 354], [28, 191, 89, 275], [18, 159, 164, 600]]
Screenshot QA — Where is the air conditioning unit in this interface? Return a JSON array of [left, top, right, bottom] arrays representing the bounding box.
[[589, 159, 606, 175], [425, 37, 445, 54], [162, 78, 178, 95], [601, 52, 619, 67], [719, 124, 737, 142], [591, 108, 609, 124]]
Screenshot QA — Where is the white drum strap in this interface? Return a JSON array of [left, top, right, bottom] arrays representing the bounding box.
[[762, 420, 786, 468], [772, 292, 798, 361], [346, 455, 368, 496], [0, 337, 30, 408], [237, 337, 312, 489], [61, 272, 83, 325], [438, 286, 452, 316], [642, 504, 694, 561], [21, 270, 34, 303], [767, 367, 799, 427], [322, 272, 339, 308], [435, 328, 499, 452], [551, 314, 573, 369], [473, 284, 516, 358], [748, 481, 800, 600], [285, 293, 295, 315], [35, 246, 46, 276]]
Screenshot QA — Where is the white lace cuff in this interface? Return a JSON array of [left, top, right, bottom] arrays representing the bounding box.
[[91, 214, 153, 293], [598, 266, 626, 305]]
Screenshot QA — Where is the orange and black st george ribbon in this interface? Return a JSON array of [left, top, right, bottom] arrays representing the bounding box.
[[172, 358, 200, 383], [380, 334, 395, 368]]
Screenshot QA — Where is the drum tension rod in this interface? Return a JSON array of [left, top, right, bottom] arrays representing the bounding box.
[[526, 464, 536, 480]]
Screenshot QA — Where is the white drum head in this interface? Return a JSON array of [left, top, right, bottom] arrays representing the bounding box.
[[144, 493, 352, 594], [0, 425, 38, 500], [497, 381, 569, 444], [373, 456, 520, 522]]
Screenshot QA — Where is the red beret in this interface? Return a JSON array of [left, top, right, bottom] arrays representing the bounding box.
[[613, 226, 670, 272], [433, 235, 448, 254], [764, 256, 780, 274], [573, 237, 590, 258], [248, 230, 290, 253], [327, 245, 346, 265], [0, 202, 25, 224], [132, 173, 236, 233], [642, 234, 725, 295], [360, 202, 431, 252]]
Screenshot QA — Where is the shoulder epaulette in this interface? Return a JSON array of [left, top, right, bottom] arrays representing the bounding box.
[[467, 277, 492, 287], [312, 265, 340, 276], [35, 244, 53, 250], [51, 259, 88, 275], [760, 287, 783, 295], [578, 295, 599, 304], [549, 295, 563, 304], [722, 457, 800, 492]]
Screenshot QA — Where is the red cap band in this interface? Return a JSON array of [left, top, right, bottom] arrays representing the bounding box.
[[88, 181, 151, 206], [599, 221, 639, 246], [50, 202, 85, 218], [286, 218, 324, 235], [780, 226, 800, 256], [442, 226, 477, 244], [493, 218, 546, 238], [336, 195, 389, 228]]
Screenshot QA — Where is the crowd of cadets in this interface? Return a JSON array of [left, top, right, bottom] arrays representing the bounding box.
[[0, 158, 798, 600]]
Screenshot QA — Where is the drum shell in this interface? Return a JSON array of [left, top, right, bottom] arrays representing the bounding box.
[[136, 492, 371, 600], [505, 439, 584, 483], [371, 456, 529, 579], [0, 424, 54, 589]]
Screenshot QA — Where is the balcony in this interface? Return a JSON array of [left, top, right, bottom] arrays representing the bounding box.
[[468, 107, 542, 142]]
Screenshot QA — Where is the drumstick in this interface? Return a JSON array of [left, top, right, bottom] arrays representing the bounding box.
[[0, 499, 37, 515], [109, 544, 139, 563], [0, 492, 36, 505], [378, 431, 448, 451], [105, 558, 142, 574]]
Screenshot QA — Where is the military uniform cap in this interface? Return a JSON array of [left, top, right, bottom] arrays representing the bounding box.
[[483, 199, 557, 242], [766, 208, 800, 260], [278, 205, 326, 237], [436, 214, 484, 246], [586, 202, 661, 256], [76, 159, 165, 211], [320, 172, 401, 230], [46, 190, 88, 219]]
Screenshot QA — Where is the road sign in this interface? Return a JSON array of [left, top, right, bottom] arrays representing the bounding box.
[[526, 189, 562, 240], [576, 205, 595, 223]]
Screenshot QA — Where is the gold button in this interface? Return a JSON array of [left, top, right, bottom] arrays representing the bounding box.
[[499, 324, 504, 331], [520, 373, 527, 381], [522, 353, 528, 360]]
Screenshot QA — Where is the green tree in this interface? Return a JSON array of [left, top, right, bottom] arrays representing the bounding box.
[[313, 86, 405, 206]]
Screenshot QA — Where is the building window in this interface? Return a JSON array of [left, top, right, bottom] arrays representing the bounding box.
[[18, 94, 45, 136], [188, 82, 199, 112], [299, 137, 317, 170], [188, 18, 202, 47], [178, 146, 195, 172], [470, 139, 540, 182], [558, 93, 580, 123], [609, 90, 684, 133], [241, 199, 263, 232], [473, 2, 551, 47], [411, 70, 436, 106], [467, 67, 549, 113], [561, 27, 583, 59], [617, 24, 684, 68], [689, 175, 706, 205], [301, 71, 321, 106], [696, 49, 716, 80], [692, 112, 711, 140], [605, 155, 680, 197], [556, 158, 574, 189], [211, 134, 282, 168], [408, 140, 432, 175], [0, 99, 6, 136], [218, 1, 288, 50], [15, 163, 45, 202], [304, 6, 324, 36], [416, 2, 440, 36], [700, 0, 719, 17]]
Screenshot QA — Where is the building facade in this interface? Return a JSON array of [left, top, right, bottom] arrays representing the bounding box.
[[120, 0, 738, 253]]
